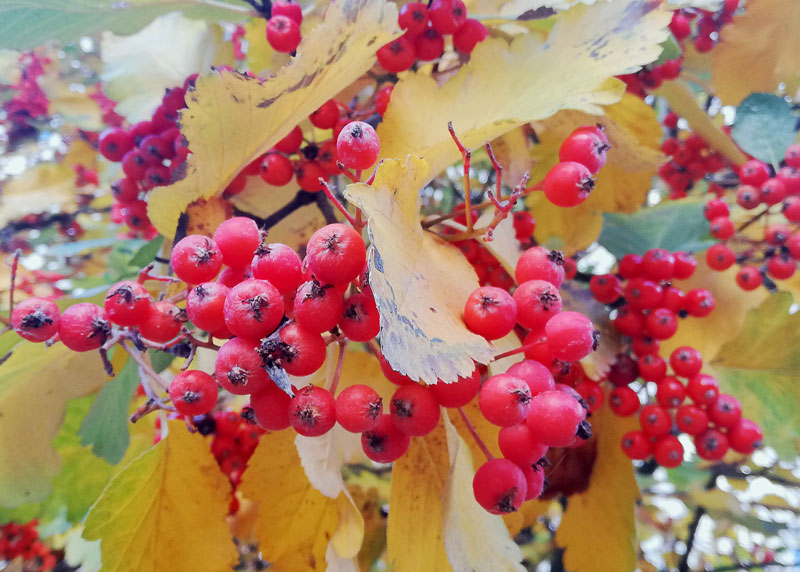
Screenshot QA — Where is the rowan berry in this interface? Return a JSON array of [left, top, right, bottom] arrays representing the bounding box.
[[289, 385, 336, 437], [169, 370, 218, 416], [472, 458, 526, 515], [11, 297, 60, 342]]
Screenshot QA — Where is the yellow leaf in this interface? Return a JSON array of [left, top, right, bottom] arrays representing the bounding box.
[[243, 17, 291, 75], [526, 93, 664, 252], [344, 156, 494, 383], [296, 426, 362, 498], [184, 196, 231, 237], [387, 420, 453, 572], [82, 421, 237, 572], [556, 400, 639, 572], [475, 210, 522, 278], [0, 343, 108, 507], [378, 0, 670, 180], [655, 81, 748, 165], [712, 0, 800, 106], [239, 429, 340, 571], [101, 12, 227, 122], [147, 0, 400, 237], [441, 414, 526, 572], [0, 162, 75, 228], [489, 127, 533, 190]]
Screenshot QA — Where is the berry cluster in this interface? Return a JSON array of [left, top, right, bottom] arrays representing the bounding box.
[[376, 1, 488, 73], [658, 120, 728, 198], [265, 1, 303, 54], [704, 153, 800, 290], [2, 52, 50, 142], [0, 520, 55, 571], [543, 125, 609, 207], [669, 0, 739, 54]]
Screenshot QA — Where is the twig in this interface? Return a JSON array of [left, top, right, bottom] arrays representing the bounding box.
[[320, 180, 360, 227], [99, 348, 115, 377], [120, 340, 168, 391], [707, 562, 796, 572], [138, 263, 181, 284], [456, 407, 494, 461], [8, 249, 21, 314], [328, 341, 347, 396], [677, 505, 707, 572], [314, 188, 339, 225], [448, 122, 474, 232]]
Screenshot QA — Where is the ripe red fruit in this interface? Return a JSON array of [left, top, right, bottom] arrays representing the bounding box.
[[218, 266, 252, 288], [684, 288, 716, 317], [513, 279, 562, 330], [277, 321, 327, 376], [515, 246, 565, 287], [336, 121, 380, 171], [703, 198, 730, 220], [613, 307, 645, 337], [656, 376, 686, 409], [686, 373, 719, 406], [390, 384, 441, 436], [526, 390, 588, 447], [558, 130, 608, 174], [632, 335, 660, 357], [139, 301, 183, 343], [639, 404, 672, 437], [463, 286, 517, 340], [709, 216, 735, 240], [641, 248, 676, 281], [215, 337, 270, 395], [625, 278, 663, 310], [621, 430, 651, 460], [735, 266, 762, 291], [545, 311, 597, 362], [294, 279, 344, 334], [728, 418, 763, 454], [575, 379, 604, 413], [266, 15, 301, 53], [377, 36, 416, 73], [375, 84, 393, 116], [654, 435, 684, 468], [498, 423, 548, 466], [309, 99, 340, 130], [185, 282, 228, 332], [295, 160, 326, 192], [251, 382, 293, 430], [307, 223, 366, 285], [739, 159, 770, 186], [675, 404, 709, 435], [98, 127, 134, 162], [479, 374, 532, 427], [760, 178, 786, 205], [11, 297, 60, 342], [275, 125, 303, 154], [272, 0, 302, 24], [169, 370, 217, 416], [638, 354, 667, 383], [506, 359, 555, 397], [58, 303, 110, 352], [706, 243, 735, 271], [668, 347, 701, 378], [399, 2, 428, 35], [695, 428, 729, 460], [453, 19, 488, 54], [260, 153, 294, 186], [251, 242, 302, 295], [608, 353, 640, 386], [171, 235, 223, 284], [521, 465, 545, 500], [414, 27, 444, 60], [543, 161, 595, 207], [213, 217, 260, 269], [340, 292, 380, 342], [767, 255, 796, 280], [645, 308, 678, 340], [473, 458, 527, 515], [362, 414, 411, 462], [336, 384, 383, 433], [736, 184, 761, 210], [428, 368, 481, 407], [378, 351, 415, 385], [589, 274, 622, 304], [429, 0, 467, 34], [708, 393, 742, 428], [223, 278, 283, 339], [289, 385, 336, 436]]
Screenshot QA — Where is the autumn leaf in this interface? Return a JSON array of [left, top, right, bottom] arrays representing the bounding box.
[[556, 399, 640, 572], [344, 156, 494, 383], [147, 0, 400, 237], [0, 341, 109, 508], [0, 163, 76, 228], [378, 0, 671, 181], [712, 0, 800, 106], [82, 420, 237, 572], [710, 293, 800, 459], [526, 93, 664, 252]]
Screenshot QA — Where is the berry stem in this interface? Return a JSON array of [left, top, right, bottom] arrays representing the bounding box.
[[328, 340, 348, 396], [120, 340, 169, 391], [456, 407, 494, 461], [137, 262, 182, 284], [320, 179, 361, 228], [8, 248, 21, 314], [492, 340, 536, 362], [448, 122, 474, 232], [485, 142, 503, 201]]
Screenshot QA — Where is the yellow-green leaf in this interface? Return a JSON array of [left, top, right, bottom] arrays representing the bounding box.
[[344, 156, 494, 383], [378, 0, 671, 180], [710, 293, 800, 459], [82, 421, 237, 572], [556, 400, 639, 572], [147, 0, 400, 237], [0, 342, 108, 507]]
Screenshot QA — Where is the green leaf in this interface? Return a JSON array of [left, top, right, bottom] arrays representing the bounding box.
[[710, 293, 800, 459], [597, 199, 715, 258], [654, 35, 681, 66], [128, 235, 164, 269], [79, 358, 140, 464], [0, 0, 249, 51], [149, 349, 175, 373], [731, 93, 797, 168]]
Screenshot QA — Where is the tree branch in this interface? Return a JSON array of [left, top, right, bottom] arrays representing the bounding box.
[[678, 505, 706, 572]]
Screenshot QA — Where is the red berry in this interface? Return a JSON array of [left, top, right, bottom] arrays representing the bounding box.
[[266, 15, 301, 53], [251, 382, 292, 430], [289, 386, 336, 437], [214, 217, 260, 269], [706, 243, 735, 271], [98, 127, 134, 162], [709, 216, 735, 240], [375, 84, 393, 116], [575, 379, 604, 413], [674, 404, 708, 436], [656, 376, 686, 409], [121, 149, 148, 180], [294, 279, 344, 333], [618, 253, 642, 278], [399, 2, 428, 35], [526, 390, 588, 447], [171, 235, 223, 284], [378, 351, 415, 385], [558, 130, 608, 174], [58, 303, 110, 352], [215, 337, 270, 395], [139, 301, 183, 343], [608, 353, 640, 385], [625, 278, 663, 310], [453, 19, 488, 54], [735, 266, 762, 291], [543, 161, 595, 207], [336, 384, 383, 433], [521, 465, 545, 500], [632, 335, 660, 357], [684, 288, 716, 317], [670, 346, 703, 378], [278, 321, 326, 376], [760, 178, 786, 205], [169, 370, 217, 416], [336, 121, 380, 171], [295, 160, 326, 192], [497, 423, 548, 466], [428, 368, 480, 407], [218, 266, 252, 288], [472, 458, 527, 515], [506, 359, 556, 397], [463, 286, 517, 340], [639, 404, 672, 437], [708, 393, 742, 428], [767, 255, 796, 280], [703, 198, 730, 220], [589, 274, 622, 304], [223, 278, 283, 339], [377, 36, 416, 73], [621, 430, 651, 460], [686, 373, 719, 406], [307, 223, 366, 285], [728, 418, 762, 454], [251, 242, 302, 295], [340, 292, 380, 342], [736, 184, 762, 210], [11, 297, 60, 342], [111, 178, 140, 203], [414, 27, 444, 60], [641, 249, 675, 281], [545, 311, 596, 362], [309, 99, 340, 130], [613, 307, 645, 337], [513, 279, 562, 331], [739, 159, 770, 186], [275, 126, 304, 154], [390, 384, 441, 436], [638, 354, 667, 383], [361, 414, 411, 462], [260, 153, 294, 186], [185, 282, 228, 332], [695, 428, 729, 460], [479, 374, 532, 427], [272, 0, 302, 24], [653, 435, 684, 468], [515, 246, 565, 287]]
